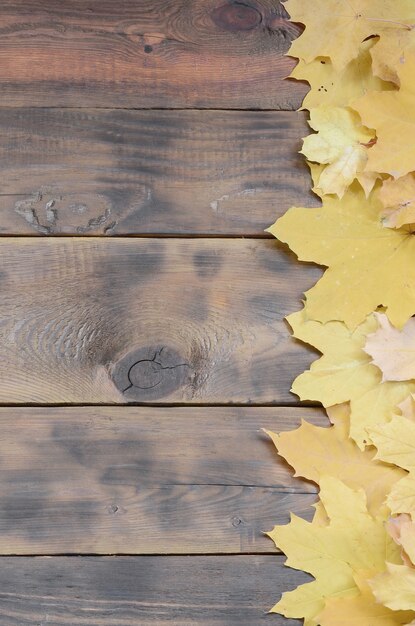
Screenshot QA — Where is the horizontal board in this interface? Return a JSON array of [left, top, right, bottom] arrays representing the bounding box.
[[0, 0, 306, 109], [0, 486, 315, 555], [0, 406, 325, 554], [0, 238, 321, 404], [0, 407, 325, 488], [0, 109, 317, 236], [0, 555, 307, 624]]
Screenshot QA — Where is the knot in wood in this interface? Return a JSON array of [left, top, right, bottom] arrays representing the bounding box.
[[128, 359, 165, 389], [211, 2, 262, 32], [112, 346, 190, 401]]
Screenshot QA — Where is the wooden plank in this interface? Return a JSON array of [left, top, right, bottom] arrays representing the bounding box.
[[0, 109, 318, 236], [0, 406, 325, 554], [0, 407, 325, 489], [0, 1, 306, 110], [0, 237, 321, 404], [0, 555, 307, 624], [0, 486, 315, 555]]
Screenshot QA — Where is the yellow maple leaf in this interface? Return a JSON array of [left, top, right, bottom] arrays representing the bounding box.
[[287, 309, 415, 447], [370, 416, 415, 515], [285, 0, 415, 70], [388, 514, 415, 566], [364, 313, 415, 381], [397, 394, 415, 420], [266, 408, 404, 515], [271, 575, 354, 626], [269, 476, 402, 623], [371, 29, 415, 84], [269, 3, 415, 619], [301, 106, 375, 197], [380, 174, 415, 228], [318, 571, 415, 625], [371, 564, 415, 612], [370, 415, 415, 474], [312, 499, 329, 527], [267, 184, 415, 329], [353, 49, 415, 179], [307, 161, 325, 199], [387, 475, 415, 517], [291, 40, 393, 110]]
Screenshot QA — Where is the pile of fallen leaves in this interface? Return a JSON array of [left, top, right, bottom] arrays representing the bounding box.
[[266, 1, 415, 623]]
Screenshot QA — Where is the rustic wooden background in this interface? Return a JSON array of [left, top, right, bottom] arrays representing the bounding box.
[[0, 1, 325, 623]]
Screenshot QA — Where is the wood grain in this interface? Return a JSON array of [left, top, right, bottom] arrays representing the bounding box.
[[0, 1, 317, 620], [0, 555, 307, 624], [0, 109, 318, 236], [0, 237, 321, 404], [0, 0, 306, 109], [0, 406, 326, 554]]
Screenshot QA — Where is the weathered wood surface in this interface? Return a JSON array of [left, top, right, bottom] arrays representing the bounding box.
[[0, 0, 306, 109], [0, 109, 317, 236], [0, 555, 307, 624], [0, 406, 325, 554], [0, 237, 320, 404], [0, 1, 318, 623]]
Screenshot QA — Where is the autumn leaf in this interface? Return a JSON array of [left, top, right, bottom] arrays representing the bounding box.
[[268, 183, 415, 329], [387, 514, 415, 566], [271, 575, 349, 626], [319, 592, 414, 625], [291, 40, 393, 110], [370, 415, 415, 474], [370, 415, 415, 515], [266, 407, 404, 515], [380, 173, 415, 228], [397, 394, 415, 420], [318, 572, 415, 625], [387, 475, 415, 517], [266, 3, 415, 620], [371, 29, 415, 84], [306, 161, 325, 199], [287, 308, 415, 447], [364, 313, 415, 381], [312, 499, 329, 527], [371, 564, 415, 612], [301, 106, 375, 197], [353, 49, 415, 179], [269, 476, 402, 623], [285, 0, 415, 70]]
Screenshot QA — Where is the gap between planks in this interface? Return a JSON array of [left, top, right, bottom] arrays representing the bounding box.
[[0, 107, 301, 111], [0, 232, 274, 239], [0, 402, 319, 407]]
